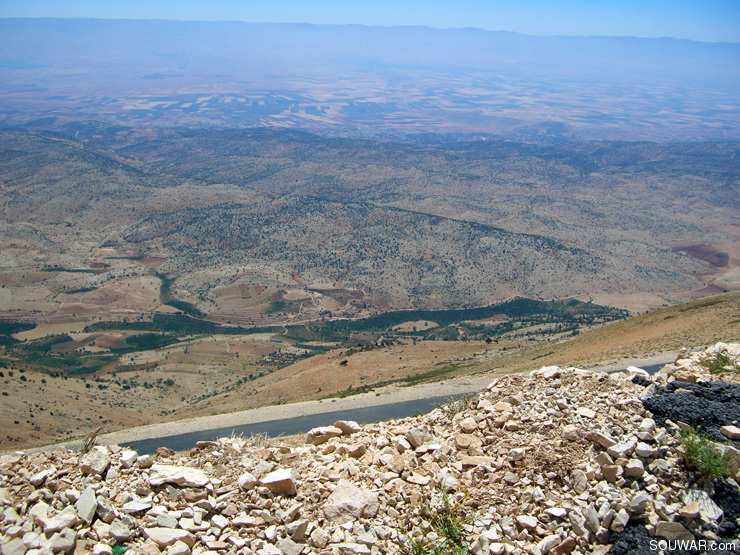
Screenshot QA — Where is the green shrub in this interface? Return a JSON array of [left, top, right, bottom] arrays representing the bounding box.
[[705, 352, 734, 374], [680, 428, 732, 480]]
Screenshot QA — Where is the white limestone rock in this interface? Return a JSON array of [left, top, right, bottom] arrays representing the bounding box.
[[43, 506, 79, 534], [260, 468, 297, 496], [143, 528, 196, 548], [148, 465, 209, 488], [238, 471, 258, 490], [80, 447, 110, 476], [48, 528, 76, 554], [334, 420, 362, 435], [75, 487, 97, 525], [306, 426, 343, 445], [721, 425, 740, 440], [167, 541, 191, 555], [323, 479, 379, 524], [119, 450, 138, 469], [404, 426, 432, 448], [108, 519, 134, 542]]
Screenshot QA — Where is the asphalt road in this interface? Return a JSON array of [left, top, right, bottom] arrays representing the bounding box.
[[126, 393, 464, 454], [125, 363, 666, 454]]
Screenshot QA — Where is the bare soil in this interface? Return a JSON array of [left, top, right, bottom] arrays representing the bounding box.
[[674, 225, 740, 299]]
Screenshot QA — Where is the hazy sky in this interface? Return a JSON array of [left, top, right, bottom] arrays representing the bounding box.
[[1, 0, 738, 43]]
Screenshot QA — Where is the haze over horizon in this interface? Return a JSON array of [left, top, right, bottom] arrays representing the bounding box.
[[2, 18, 739, 142], [2, 0, 739, 43]]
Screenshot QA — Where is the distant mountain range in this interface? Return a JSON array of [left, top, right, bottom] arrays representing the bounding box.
[[1, 19, 739, 141]]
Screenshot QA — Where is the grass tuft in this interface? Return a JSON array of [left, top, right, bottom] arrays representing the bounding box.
[[401, 489, 470, 555], [435, 394, 476, 421], [239, 431, 282, 449], [81, 425, 105, 454]]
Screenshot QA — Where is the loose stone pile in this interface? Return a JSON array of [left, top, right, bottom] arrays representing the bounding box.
[[1, 343, 740, 555], [652, 342, 740, 385]]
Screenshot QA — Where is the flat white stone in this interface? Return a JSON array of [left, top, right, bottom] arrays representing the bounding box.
[[721, 425, 740, 440], [306, 426, 343, 445], [508, 448, 526, 461], [122, 498, 152, 514], [142, 527, 195, 548], [545, 508, 568, 519], [43, 506, 79, 533], [576, 407, 597, 419], [75, 487, 97, 525], [334, 420, 362, 435], [119, 450, 138, 469], [148, 465, 209, 488], [323, 479, 379, 524], [260, 468, 297, 496], [516, 515, 538, 530]]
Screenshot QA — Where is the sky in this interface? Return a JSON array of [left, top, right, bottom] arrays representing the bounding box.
[[1, 0, 739, 43]]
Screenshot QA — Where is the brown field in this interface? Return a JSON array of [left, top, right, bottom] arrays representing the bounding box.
[[204, 282, 367, 326], [13, 322, 90, 341], [391, 320, 438, 332], [87, 334, 133, 349], [672, 224, 740, 299], [580, 293, 671, 313], [673, 244, 729, 269], [135, 257, 167, 268]]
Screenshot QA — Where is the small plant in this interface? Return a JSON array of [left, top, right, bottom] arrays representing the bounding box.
[[112, 545, 128, 555], [241, 431, 279, 449], [81, 424, 105, 454], [400, 489, 470, 555], [679, 428, 732, 480], [425, 491, 469, 550], [705, 351, 734, 374], [435, 394, 476, 420], [402, 536, 430, 555]]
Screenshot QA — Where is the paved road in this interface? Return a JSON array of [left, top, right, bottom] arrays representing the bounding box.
[[126, 363, 666, 454], [127, 394, 465, 454]]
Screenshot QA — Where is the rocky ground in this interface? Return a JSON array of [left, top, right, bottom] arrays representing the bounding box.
[[1, 343, 740, 555]]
